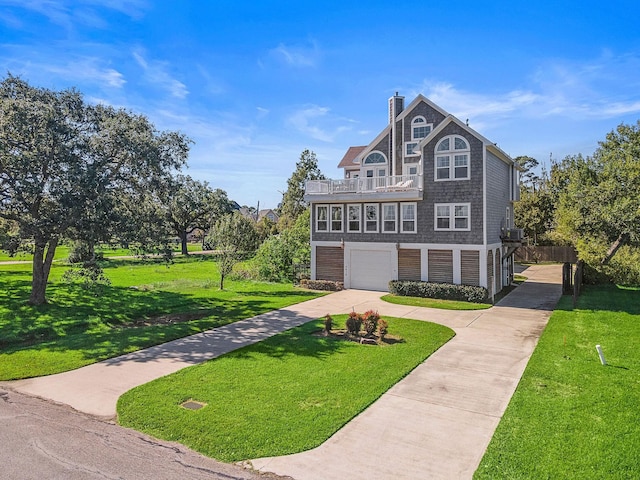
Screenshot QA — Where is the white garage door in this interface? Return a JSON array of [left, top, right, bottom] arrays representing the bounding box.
[[350, 249, 392, 291]]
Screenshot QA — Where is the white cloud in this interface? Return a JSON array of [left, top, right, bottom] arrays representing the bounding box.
[[132, 49, 188, 99], [287, 105, 352, 142], [268, 41, 320, 68]]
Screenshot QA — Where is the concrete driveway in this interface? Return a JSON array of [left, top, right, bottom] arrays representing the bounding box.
[[250, 264, 562, 479], [5, 264, 562, 479]]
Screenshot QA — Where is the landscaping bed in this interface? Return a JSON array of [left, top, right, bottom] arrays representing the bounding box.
[[117, 315, 455, 462]]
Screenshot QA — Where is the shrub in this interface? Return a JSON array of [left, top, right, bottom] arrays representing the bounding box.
[[377, 319, 388, 340], [323, 314, 333, 334], [299, 279, 343, 291], [345, 311, 362, 335], [388, 280, 488, 303], [362, 310, 380, 336]]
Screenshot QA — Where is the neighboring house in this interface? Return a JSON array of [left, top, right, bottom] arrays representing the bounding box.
[[239, 207, 280, 223], [304, 93, 522, 298], [258, 209, 280, 223]]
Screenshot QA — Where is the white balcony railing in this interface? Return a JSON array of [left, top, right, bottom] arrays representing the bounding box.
[[306, 175, 422, 195]]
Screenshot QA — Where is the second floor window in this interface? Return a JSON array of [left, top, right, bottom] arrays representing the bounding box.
[[365, 204, 378, 232], [316, 205, 328, 232], [401, 203, 417, 233], [435, 203, 470, 231], [382, 204, 397, 233], [348, 204, 361, 232], [331, 205, 343, 232]]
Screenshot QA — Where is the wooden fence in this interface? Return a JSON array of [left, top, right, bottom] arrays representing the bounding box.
[[514, 246, 578, 263]]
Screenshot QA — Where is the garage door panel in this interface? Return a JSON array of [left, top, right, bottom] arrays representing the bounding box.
[[350, 249, 391, 291]]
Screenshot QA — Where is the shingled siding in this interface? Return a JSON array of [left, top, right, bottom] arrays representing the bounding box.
[[486, 150, 511, 245], [418, 122, 484, 245]]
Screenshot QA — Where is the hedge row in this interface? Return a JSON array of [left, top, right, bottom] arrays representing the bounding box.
[[299, 279, 344, 291], [388, 280, 488, 303]]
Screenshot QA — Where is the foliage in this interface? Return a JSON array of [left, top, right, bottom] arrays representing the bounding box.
[[162, 174, 232, 255], [61, 261, 111, 294], [117, 316, 455, 462], [298, 279, 343, 291], [362, 310, 380, 336], [389, 280, 488, 303], [377, 319, 388, 340], [381, 294, 492, 310], [254, 209, 311, 282], [206, 213, 260, 289], [554, 124, 640, 284], [278, 149, 325, 228], [476, 285, 640, 479], [0, 74, 190, 304], [0, 257, 321, 379], [323, 314, 333, 334], [345, 311, 362, 335]]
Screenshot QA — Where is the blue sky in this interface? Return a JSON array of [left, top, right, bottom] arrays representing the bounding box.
[[1, 1, 640, 208]]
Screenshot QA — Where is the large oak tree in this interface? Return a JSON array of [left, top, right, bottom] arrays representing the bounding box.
[[0, 74, 190, 304]]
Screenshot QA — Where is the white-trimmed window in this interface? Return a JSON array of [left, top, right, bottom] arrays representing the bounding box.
[[347, 204, 361, 232], [435, 203, 470, 231], [401, 203, 417, 233], [365, 203, 378, 232], [435, 135, 470, 181], [330, 205, 343, 232], [412, 116, 432, 140], [316, 205, 328, 232], [405, 142, 419, 157], [382, 203, 397, 233]]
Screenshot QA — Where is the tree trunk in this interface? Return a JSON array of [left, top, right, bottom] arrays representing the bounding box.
[[219, 272, 225, 290], [180, 230, 189, 255], [602, 233, 629, 265], [29, 237, 59, 305]]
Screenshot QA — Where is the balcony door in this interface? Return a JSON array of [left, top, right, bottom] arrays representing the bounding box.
[[361, 151, 388, 190]]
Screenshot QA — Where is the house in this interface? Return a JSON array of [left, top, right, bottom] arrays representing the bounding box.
[[304, 93, 521, 298], [258, 209, 280, 223]]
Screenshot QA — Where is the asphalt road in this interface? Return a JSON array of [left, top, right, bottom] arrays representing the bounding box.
[[0, 388, 289, 480]]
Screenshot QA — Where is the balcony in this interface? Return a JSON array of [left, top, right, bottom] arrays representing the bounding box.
[[304, 175, 423, 202]]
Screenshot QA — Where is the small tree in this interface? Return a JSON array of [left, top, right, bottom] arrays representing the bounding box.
[[254, 209, 311, 282], [206, 213, 260, 289], [278, 149, 325, 228]]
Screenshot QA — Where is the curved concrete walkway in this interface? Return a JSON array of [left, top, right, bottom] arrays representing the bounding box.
[[5, 264, 562, 479]]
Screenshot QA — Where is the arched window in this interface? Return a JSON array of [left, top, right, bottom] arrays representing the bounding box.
[[361, 151, 387, 185], [411, 116, 432, 140], [434, 135, 470, 181], [363, 151, 387, 165]]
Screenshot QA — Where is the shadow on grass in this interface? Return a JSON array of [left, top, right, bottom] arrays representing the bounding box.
[[0, 271, 310, 356], [562, 284, 640, 315]]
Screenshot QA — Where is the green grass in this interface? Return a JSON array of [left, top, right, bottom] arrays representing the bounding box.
[[475, 285, 640, 479], [117, 315, 454, 462], [0, 256, 322, 380], [0, 243, 203, 262], [381, 293, 491, 310]]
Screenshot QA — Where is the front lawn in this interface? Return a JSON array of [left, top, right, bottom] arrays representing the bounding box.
[[117, 315, 455, 462], [381, 294, 491, 310], [0, 256, 321, 380], [475, 285, 640, 479]]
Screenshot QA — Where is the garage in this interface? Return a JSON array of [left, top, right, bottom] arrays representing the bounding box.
[[349, 249, 392, 291]]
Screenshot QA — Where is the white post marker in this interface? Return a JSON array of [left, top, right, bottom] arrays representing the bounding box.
[[595, 344, 607, 366]]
